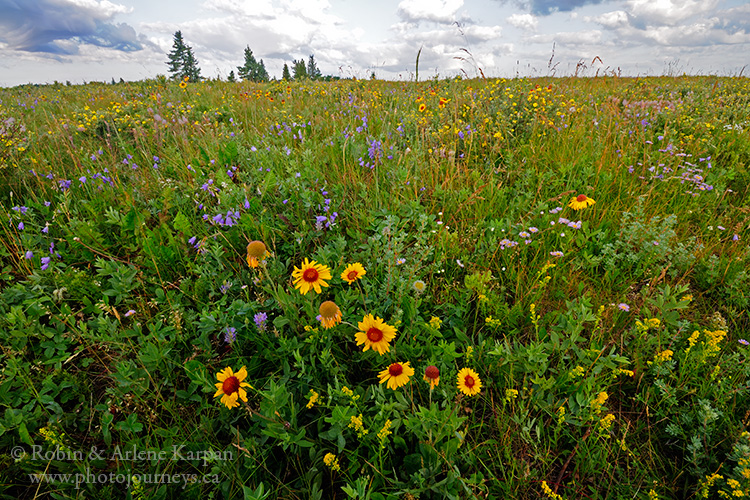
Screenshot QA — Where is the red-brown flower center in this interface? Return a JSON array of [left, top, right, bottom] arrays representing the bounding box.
[[319, 301, 339, 318], [389, 363, 403, 377], [425, 365, 439, 379], [302, 267, 319, 282], [222, 376, 240, 395], [367, 327, 383, 342], [347, 270, 358, 281], [464, 375, 475, 388], [576, 194, 588, 202], [247, 241, 266, 258]]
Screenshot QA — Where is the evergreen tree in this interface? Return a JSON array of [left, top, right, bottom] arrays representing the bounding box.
[[282, 63, 291, 81], [165, 30, 202, 82], [292, 59, 307, 80], [237, 46, 269, 82], [166, 31, 187, 79], [307, 55, 322, 80], [227, 70, 236, 82], [182, 46, 202, 82]]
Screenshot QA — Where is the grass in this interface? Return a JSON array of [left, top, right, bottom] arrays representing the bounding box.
[[0, 74, 749, 499]]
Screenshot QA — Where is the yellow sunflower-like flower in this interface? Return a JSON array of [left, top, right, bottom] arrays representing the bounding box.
[[341, 263, 366, 284], [319, 301, 342, 329], [355, 314, 397, 355], [246, 240, 267, 268], [423, 365, 440, 389], [457, 367, 482, 396], [291, 258, 332, 295], [213, 366, 252, 409], [568, 194, 596, 211], [378, 361, 414, 390]]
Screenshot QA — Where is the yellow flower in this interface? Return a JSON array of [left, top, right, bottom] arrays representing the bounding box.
[[457, 367, 482, 396], [179, 80, 187, 89], [653, 349, 674, 363], [599, 413, 615, 431], [591, 391, 608, 412], [377, 419, 392, 448], [306, 389, 320, 409], [348, 414, 369, 438], [291, 258, 332, 295], [505, 389, 518, 401], [541, 480, 564, 500], [418, 103, 426, 112], [355, 314, 397, 355], [378, 361, 414, 390], [323, 453, 340, 472], [423, 365, 440, 389], [568, 194, 596, 211], [429, 316, 442, 329], [341, 262, 366, 284], [246, 240, 267, 268], [413, 280, 426, 293], [319, 301, 342, 329], [213, 366, 252, 409]]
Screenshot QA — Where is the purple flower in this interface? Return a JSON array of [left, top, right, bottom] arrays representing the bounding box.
[[44, 201, 51, 207], [79, 176, 87, 184], [59, 179, 71, 191], [41, 256, 51, 270], [188, 236, 197, 245], [224, 326, 237, 344], [220, 281, 231, 294], [733, 234, 739, 241], [24, 250, 33, 259], [125, 310, 136, 317], [618, 303, 630, 312], [18, 222, 24, 230], [254, 312, 268, 332], [42, 224, 49, 234], [550, 251, 564, 258], [739, 339, 749, 346]]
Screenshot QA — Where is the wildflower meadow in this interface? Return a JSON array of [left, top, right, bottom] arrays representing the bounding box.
[[1, 74, 749, 499]]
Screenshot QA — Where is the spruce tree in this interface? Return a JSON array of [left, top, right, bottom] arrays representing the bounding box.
[[166, 31, 187, 80], [282, 63, 291, 81], [182, 46, 202, 82], [237, 47, 269, 82], [307, 55, 321, 80], [166, 31, 202, 82], [292, 59, 307, 80]]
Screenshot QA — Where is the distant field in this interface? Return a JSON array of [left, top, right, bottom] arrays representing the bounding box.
[[1, 75, 749, 499]]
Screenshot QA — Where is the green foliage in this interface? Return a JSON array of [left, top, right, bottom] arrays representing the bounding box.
[[0, 76, 748, 499]]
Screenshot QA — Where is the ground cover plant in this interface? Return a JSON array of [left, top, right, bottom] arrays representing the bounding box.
[[0, 74, 749, 499]]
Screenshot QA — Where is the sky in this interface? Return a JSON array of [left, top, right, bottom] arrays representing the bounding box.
[[1, 0, 749, 87]]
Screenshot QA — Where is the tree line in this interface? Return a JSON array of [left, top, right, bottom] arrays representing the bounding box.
[[166, 31, 329, 83]]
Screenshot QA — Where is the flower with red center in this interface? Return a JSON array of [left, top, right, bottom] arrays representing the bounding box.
[[246, 240, 267, 268], [355, 314, 397, 355], [292, 258, 332, 295], [568, 194, 596, 211], [213, 366, 253, 409], [319, 300, 342, 329], [418, 103, 426, 113], [378, 361, 415, 390], [341, 262, 366, 284], [439, 97, 449, 108], [457, 367, 482, 396], [423, 365, 440, 389]]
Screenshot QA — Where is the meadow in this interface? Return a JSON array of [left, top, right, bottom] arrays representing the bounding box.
[[0, 74, 749, 499]]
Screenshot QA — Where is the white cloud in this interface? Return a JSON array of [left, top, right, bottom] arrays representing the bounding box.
[[397, 0, 465, 24], [626, 0, 720, 27], [507, 13, 538, 31], [589, 10, 628, 29]]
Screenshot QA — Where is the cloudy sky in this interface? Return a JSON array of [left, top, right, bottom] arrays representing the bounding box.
[[1, 0, 749, 87]]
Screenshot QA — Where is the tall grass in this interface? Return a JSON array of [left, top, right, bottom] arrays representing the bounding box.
[[1, 75, 749, 499]]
